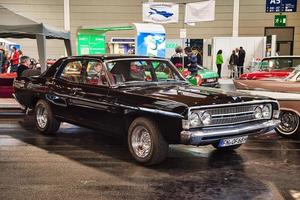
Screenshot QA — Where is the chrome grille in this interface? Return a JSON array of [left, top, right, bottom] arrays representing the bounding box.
[[191, 104, 259, 127]]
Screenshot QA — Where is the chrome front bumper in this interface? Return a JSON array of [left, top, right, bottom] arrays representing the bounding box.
[[181, 119, 280, 145]]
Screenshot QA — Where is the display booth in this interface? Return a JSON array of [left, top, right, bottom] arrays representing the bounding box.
[[77, 23, 166, 58], [0, 5, 72, 72], [203, 37, 266, 78], [109, 37, 135, 54]]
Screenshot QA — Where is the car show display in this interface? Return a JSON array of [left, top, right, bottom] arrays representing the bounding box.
[[182, 66, 219, 87], [234, 68, 300, 139], [240, 56, 300, 80], [14, 55, 280, 165]]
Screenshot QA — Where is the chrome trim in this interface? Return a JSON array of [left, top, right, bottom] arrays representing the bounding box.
[[181, 120, 280, 145], [189, 100, 278, 111], [211, 111, 254, 118]]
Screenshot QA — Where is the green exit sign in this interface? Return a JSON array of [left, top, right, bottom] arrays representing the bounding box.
[[274, 15, 286, 27]]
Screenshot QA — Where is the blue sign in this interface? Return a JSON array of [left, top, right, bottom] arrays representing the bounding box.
[[136, 32, 166, 58], [266, 0, 297, 12]]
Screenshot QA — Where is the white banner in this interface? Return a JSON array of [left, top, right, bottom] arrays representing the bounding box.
[[185, 0, 215, 23], [143, 2, 179, 24]]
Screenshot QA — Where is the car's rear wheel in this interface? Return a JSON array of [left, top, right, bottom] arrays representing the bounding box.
[[35, 99, 60, 135], [212, 143, 242, 151], [276, 111, 300, 139], [128, 117, 168, 165]]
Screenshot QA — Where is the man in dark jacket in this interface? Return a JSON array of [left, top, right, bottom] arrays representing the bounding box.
[[229, 50, 238, 78], [17, 56, 30, 77], [237, 46, 246, 77], [0, 49, 4, 73]]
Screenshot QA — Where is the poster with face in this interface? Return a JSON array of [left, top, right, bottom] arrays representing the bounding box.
[[136, 32, 166, 58]]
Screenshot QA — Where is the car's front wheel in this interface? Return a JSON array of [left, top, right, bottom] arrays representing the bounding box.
[[276, 111, 300, 139], [128, 117, 168, 165], [35, 99, 60, 135]]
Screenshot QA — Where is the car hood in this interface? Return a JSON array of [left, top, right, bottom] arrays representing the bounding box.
[[122, 84, 267, 109], [198, 69, 219, 79]]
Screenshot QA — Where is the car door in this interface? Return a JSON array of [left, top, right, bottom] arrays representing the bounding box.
[[73, 59, 111, 131], [47, 58, 85, 123]]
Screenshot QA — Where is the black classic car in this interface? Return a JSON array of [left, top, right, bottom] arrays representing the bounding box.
[[14, 55, 280, 165]]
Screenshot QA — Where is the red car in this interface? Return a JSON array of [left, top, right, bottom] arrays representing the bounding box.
[[240, 56, 300, 80]]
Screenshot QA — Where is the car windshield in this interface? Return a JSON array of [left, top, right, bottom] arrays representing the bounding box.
[[259, 57, 300, 71], [284, 66, 300, 81], [105, 59, 185, 85]]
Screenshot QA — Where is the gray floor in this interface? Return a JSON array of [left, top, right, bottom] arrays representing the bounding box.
[[0, 117, 299, 200]]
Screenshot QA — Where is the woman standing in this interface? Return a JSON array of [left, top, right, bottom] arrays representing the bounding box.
[[216, 50, 223, 78]]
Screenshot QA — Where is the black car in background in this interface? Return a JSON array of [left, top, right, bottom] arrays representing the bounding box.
[[14, 55, 280, 165]]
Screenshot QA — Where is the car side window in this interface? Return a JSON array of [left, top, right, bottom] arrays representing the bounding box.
[[84, 61, 109, 86], [60, 60, 82, 83]]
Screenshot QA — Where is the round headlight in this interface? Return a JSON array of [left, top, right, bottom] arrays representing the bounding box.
[[254, 106, 263, 119], [262, 105, 271, 119], [200, 111, 212, 125], [190, 112, 200, 127]]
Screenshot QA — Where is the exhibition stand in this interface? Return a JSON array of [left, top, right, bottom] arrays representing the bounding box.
[[77, 23, 166, 58]]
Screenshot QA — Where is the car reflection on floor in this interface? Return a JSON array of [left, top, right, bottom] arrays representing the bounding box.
[[0, 117, 299, 200]]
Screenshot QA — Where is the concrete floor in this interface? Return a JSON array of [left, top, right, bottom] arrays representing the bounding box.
[[0, 117, 299, 200]]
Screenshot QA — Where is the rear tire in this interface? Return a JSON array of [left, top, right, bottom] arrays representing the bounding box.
[[275, 111, 300, 139], [212, 143, 242, 151], [35, 99, 60, 135], [128, 117, 168, 165]]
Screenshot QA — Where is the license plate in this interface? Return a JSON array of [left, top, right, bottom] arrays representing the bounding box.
[[206, 78, 215, 83], [218, 136, 248, 147]]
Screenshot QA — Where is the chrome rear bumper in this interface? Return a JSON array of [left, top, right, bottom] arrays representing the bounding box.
[[181, 119, 280, 145]]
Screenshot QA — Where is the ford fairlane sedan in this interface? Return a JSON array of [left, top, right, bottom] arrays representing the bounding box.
[[14, 55, 280, 165]]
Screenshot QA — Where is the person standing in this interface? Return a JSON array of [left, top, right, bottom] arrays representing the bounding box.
[[9, 46, 20, 73], [170, 46, 184, 69], [229, 50, 238, 78], [16, 56, 30, 77], [192, 46, 203, 66], [237, 46, 246, 77], [184, 46, 193, 69], [0, 49, 4, 73], [216, 50, 223, 78]]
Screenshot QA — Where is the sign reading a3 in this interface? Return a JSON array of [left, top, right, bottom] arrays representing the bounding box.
[[266, 0, 297, 12]]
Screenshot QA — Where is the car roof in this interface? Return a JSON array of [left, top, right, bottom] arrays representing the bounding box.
[[64, 54, 164, 61]]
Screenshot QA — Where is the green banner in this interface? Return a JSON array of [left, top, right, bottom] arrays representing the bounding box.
[[77, 34, 106, 55]]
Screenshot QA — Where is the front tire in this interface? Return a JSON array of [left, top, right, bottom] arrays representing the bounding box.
[[275, 111, 300, 139], [35, 99, 60, 135], [128, 117, 168, 165]]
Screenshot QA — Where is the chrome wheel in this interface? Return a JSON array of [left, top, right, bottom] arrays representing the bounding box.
[[278, 111, 299, 135], [131, 126, 152, 159], [36, 104, 48, 129]]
